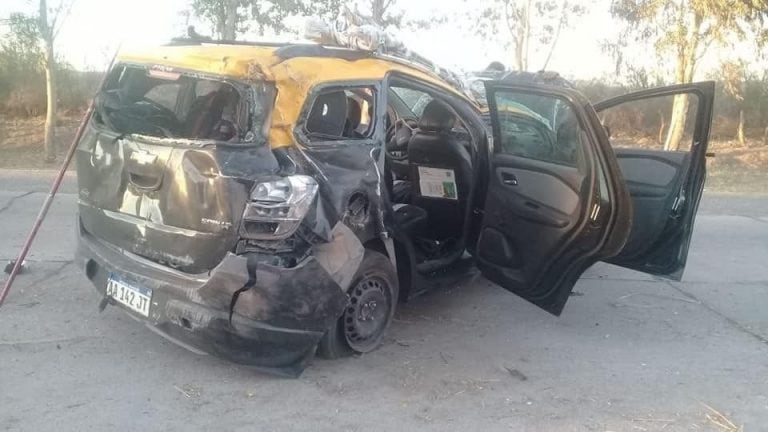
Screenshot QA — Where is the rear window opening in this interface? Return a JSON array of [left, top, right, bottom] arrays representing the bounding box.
[[94, 65, 273, 143], [305, 86, 376, 142]]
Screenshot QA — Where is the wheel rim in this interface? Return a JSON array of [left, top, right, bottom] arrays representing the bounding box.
[[343, 276, 392, 352]]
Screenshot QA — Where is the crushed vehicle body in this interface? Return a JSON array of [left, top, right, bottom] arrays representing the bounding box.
[[75, 42, 463, 376], [75, 35, 715, 376]]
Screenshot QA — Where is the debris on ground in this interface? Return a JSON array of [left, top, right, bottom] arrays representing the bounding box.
[[173, 384, 202, 399], [503, 366, 528, 381], [4, 260, 26, 275]]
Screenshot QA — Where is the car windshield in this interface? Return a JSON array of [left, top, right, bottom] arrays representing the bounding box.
[[94, 65, 273, 143]]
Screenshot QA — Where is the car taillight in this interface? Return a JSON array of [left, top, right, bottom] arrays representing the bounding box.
[[240, 175, 318, 240]]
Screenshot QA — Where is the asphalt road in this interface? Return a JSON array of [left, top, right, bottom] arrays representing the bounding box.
[[1, 169, 767, 432]]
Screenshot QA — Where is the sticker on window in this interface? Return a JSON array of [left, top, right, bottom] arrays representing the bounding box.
[[418, 167, 458, 200]]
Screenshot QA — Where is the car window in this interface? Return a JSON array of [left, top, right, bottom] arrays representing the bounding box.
[[492, 91, 586, 169], [95, 65, 272, 143], [391, 87, 433, 117], [305, 86, 376, 141], [598, 93, 700, 152], [143, 83, 180, 112]]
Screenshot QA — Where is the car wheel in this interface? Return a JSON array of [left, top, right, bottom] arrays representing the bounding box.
[[317, 250, 398, 359]]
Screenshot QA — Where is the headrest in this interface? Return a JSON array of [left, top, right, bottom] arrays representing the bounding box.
[[418, 100, 454, 132], [346, 97, 362, 129], [306, 91, 347, 136]]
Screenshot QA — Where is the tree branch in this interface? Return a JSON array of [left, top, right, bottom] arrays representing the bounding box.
[[52, 0, 76, 41], [542, 0, 569, 70]]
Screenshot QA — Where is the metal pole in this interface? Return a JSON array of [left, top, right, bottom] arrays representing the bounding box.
[[0, 49, 118, 308]]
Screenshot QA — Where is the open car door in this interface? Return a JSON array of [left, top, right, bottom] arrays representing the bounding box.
[[594, 82, 715, 279], [474, 82, 632, 315]]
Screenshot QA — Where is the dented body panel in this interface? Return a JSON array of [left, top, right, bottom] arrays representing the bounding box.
[[78, 233, 348, 376], [75, 42, 427, 375], [76, 127, 277, 273]]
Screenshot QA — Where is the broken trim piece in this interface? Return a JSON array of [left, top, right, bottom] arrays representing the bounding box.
[[313, 223, 365, 292]]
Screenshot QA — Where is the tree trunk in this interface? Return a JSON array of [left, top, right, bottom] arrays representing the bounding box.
[[372, 0, 386, 26], [658, 110, 667, 145], [42, 41, 57, 162], [39, 0, 57, 162], [513, 0, 531, 71], [222, 0, 238, 40], [737, 109, 746, 146], [541, 0, 568, 71], [664, 94, 689, 151], [664, 10, 700, 151]]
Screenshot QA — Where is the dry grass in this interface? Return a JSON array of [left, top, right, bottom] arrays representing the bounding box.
[[702, 403, 743, 432], [0, 114, 81, 170], [705, 140, 768, 195]]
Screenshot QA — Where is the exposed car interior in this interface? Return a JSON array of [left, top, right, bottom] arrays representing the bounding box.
[[301, 81, 477, 273], [383, 84, 476, 272], [95, 66, 258, 142], [305, 87, 375, 140]]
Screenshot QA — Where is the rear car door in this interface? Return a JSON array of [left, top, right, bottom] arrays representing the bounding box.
[[594, 82, 715, 279], [474, 83, 632, 315]]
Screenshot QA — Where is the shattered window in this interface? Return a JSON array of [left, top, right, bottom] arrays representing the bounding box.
[[391, 87, 433, 117], [95, 65, 273, 143], [143, 83, 180, 112], [305, 86, 376, 141]]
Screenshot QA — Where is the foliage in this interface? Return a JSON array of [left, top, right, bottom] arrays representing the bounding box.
[[0, 15, 42, 84], [191, 0, 346, 38], [0, 11, 98, 116], [609, 0, 767, 81], [576, 74, 768, 142], [609, 0, 767, 149], [468, 0, 586, 71], [0, 13, 44, 115], [350, 0, 403, 27]]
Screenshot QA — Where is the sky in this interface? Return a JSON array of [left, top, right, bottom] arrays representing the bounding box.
[[0, 0, 761, 82]]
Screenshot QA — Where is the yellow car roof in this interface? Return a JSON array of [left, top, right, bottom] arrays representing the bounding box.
[[119, 43, 472, 148]]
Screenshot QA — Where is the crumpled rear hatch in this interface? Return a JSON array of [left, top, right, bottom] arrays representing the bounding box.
[[76, 64, 275, 273]]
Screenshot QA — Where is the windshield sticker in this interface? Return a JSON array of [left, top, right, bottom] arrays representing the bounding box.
[[418, 167, 458, 200]]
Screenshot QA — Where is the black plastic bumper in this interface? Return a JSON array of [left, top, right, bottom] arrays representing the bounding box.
[[76, 232, 347, 377]]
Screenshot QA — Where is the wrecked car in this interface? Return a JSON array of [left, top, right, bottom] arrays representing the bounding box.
[[74, 38, 715, 376]]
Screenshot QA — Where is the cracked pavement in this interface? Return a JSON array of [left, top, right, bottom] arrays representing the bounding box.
[[1, 169, 767, 431]]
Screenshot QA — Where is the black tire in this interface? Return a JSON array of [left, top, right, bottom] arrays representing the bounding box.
[[317, 250, 398, 359]]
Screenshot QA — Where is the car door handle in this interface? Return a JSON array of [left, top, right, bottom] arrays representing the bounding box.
[[502, 173, 518, 186]]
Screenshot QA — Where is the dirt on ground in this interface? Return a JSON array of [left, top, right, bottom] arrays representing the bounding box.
[[705, 139, 768, 195], [0, 114, 82, 170], [1, 114, 767, 194]]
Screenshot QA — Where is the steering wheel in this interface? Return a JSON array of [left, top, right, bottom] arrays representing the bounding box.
[[386, 117, 418, 161], [139, 97, 181, 131]]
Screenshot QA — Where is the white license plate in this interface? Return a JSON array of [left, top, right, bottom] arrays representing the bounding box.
[[106, 275, 152, 317]]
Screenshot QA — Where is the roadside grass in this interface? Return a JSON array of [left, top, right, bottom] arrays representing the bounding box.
[[706, 141, 768, 195], [0, 115, 80, 170]]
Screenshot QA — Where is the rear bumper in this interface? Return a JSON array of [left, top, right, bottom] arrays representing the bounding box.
[[76, 231, 347, 377]]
